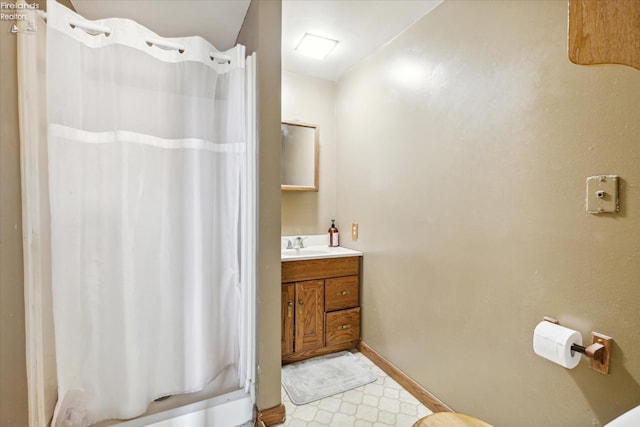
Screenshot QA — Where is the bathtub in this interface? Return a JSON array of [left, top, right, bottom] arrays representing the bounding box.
[[94, 366, 253, 427], [114, 389, 252, 427]]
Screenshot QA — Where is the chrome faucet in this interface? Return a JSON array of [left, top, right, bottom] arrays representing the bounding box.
[[285, 236, 306, 249], [286, 236, 305, 249], [296, 236, 306, 248]]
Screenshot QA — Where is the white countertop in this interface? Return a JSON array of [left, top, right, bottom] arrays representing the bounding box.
[[281, 235, 363, 261]]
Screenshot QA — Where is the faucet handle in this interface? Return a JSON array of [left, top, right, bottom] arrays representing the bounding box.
[[285, 239, 294, 249], [295, 236, 307, 248]]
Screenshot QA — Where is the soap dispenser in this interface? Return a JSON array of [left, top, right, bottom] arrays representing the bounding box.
[[328, 220, 340, 247]]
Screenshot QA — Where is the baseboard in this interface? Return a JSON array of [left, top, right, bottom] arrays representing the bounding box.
[[357, 341, 453, 413], [255, 403, 285, 426]]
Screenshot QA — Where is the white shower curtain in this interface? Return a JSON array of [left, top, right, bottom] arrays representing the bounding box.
[[19, 1, 255, 425]]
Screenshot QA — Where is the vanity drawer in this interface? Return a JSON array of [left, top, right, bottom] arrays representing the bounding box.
[[282, 256, 359, 283], [325, 307, 360, 346], [325, 276, 359, 311]]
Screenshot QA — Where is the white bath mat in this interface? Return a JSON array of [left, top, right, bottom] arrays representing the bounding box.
[[281, 351, 377, 405]]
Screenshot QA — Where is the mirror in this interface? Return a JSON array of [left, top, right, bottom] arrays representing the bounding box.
[[281, 121, 319, 191]]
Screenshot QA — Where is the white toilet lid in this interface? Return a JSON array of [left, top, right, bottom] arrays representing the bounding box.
[[607, 405, 640, 427]]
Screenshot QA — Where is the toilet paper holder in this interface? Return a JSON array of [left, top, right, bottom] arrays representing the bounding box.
[[543, 316, 612, 374]]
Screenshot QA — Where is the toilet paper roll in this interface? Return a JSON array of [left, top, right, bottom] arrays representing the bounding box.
[[533, 321, 583, 369]]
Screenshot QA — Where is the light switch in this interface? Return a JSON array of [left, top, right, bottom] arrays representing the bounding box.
[[586, 175, 619, 214], [351, 222, 358, 240]]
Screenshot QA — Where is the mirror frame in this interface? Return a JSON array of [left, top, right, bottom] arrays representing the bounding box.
[[281, 120, 319, 192]]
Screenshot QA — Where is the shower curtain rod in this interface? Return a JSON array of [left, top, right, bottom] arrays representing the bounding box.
[[37, 10, 233, 62]]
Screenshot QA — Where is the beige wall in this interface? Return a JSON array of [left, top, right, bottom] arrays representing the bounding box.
[[236, 0, 283, 412], [335, 1, 640, 426], [282, 70, 337, 235], [0, 13, 29, 427]]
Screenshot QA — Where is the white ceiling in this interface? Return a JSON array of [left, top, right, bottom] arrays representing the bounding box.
[[68, 0, 444, 82], [282, 0, 444, 81], [69, 0, 251, 52]]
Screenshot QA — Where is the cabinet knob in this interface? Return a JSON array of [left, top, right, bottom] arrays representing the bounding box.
[[288, 300, 293, 307], [338, 290, 350, 296], [298, 299, 304, 305], [337, 324, 352, 331]]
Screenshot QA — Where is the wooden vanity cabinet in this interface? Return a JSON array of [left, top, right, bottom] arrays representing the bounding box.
[[281, 256, 361, 364], [294, 280, 325, 352]]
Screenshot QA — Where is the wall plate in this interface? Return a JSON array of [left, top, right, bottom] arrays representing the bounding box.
[[586, 175, 619, 214], [590, 332, 612, 374]]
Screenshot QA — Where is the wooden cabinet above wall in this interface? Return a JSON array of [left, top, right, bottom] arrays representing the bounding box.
[[568, 0, 640, 70]]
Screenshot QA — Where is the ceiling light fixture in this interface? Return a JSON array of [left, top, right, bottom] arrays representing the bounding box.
[[295, 33, 339, 60]]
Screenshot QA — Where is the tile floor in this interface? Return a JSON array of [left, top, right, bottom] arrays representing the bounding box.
[[280, 352, 433, 426]]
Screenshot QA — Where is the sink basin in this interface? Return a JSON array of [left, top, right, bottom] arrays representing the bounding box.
[[282, 248, 332, 256], [281, 235, 363, 261], [281, 245, 362, 261]]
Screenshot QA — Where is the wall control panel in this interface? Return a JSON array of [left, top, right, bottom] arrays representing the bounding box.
[[586, 175, 619, 214]]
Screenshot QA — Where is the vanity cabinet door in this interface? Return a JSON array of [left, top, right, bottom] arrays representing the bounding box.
[[294, 280, 325, 352], [281, 283, 294, 356]]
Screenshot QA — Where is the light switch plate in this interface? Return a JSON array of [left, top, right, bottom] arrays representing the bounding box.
[[351, 222, 358, 240], [586, 175, 619, 214]]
